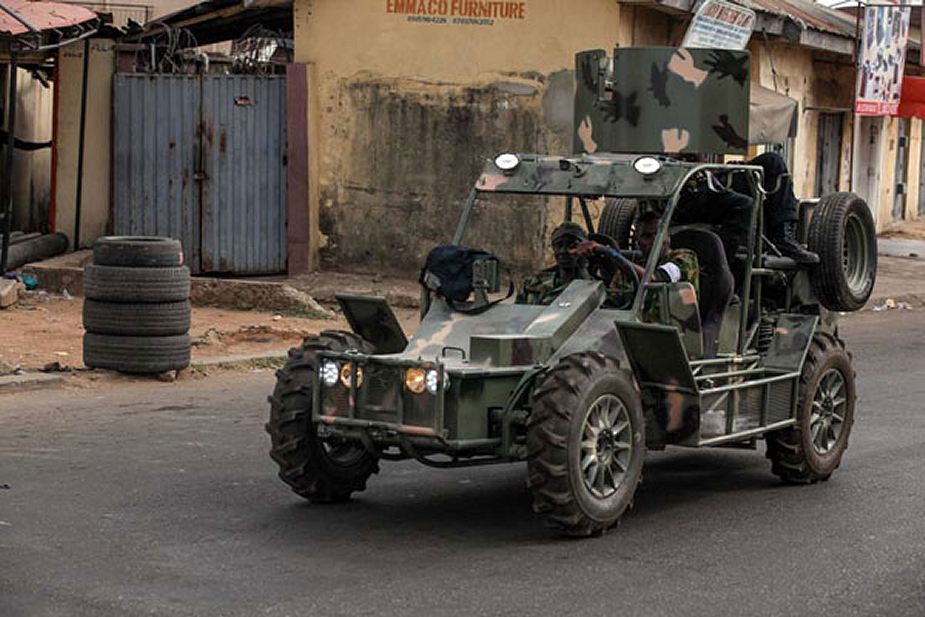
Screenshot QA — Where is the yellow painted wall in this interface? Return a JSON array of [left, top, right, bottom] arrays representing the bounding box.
[[749, 41, 855, 199], [295, 0, 623, 272], [54, 39, 116, 248], [298, 0, 620, 80]]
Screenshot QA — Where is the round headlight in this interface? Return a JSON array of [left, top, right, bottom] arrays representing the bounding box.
[[425, 370, 439, 395], [633, 156, 662, 175], [320, 360, 339, 387], [494, 153, 520, 172], [339, 362, 364, 388], [404, 368, 427, 395]]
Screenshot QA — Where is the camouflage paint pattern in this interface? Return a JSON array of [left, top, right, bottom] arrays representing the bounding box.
[[475, 153, 695, 199], [312, 146, 834, 460], [574, 47, 750, 155]]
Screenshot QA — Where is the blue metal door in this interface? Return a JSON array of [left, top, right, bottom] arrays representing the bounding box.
[[200, 75, 287, 274], [112, 74, 202, 271], [112, 73, 287, 274]]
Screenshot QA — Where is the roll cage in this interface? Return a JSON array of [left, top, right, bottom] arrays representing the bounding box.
[[453, 154, 772, 355]]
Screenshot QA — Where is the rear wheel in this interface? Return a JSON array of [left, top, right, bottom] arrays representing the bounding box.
[[266, 331, 379, 503], [527, 353, 645, 536], [766, 333, 856, 483]]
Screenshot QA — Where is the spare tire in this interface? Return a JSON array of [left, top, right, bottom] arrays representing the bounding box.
[[83, 265, 191, 303], [83, 333, 191, 373], [93, 236, 183, 268], [599, 198, 638, 249], [807, 192, 877, 312], [83, 299, 191, 336]]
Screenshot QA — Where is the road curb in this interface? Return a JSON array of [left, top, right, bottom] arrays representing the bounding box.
[[191, 352, 288, 370], [0, 373, 64, 393]]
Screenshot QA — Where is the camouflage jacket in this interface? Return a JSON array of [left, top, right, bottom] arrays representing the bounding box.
[[517, 268, 564, 306], [637, 248, 700, 322]]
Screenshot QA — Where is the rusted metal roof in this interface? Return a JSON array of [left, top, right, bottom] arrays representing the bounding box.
[[730, 0, 857, 38], [0, 0, 97, 36]]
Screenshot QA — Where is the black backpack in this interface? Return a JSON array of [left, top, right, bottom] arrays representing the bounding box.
[[420, 245, 511, 312]]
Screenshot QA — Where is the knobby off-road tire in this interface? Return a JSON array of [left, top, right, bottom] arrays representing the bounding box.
[[83, 299, 191, 336], [83, 265, 191, 304], [266, 331, 379, 503], [527, 353, 645, 536], [83, 333, 191, 373], [93, 236, 183, 268], [807, 193, 877, 312], [599, 198, 638, 249], [766, 333, 856, 484]]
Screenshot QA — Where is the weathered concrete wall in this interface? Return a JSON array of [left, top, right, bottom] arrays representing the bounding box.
[[875, 117, 900, 230], [750, 42, 855, 200], [54, 39, 116, 249], [295, 0, 621, 274], [904, 118, 922, 220], [318, 76, 566, 272], [9, 69, 53, 232]]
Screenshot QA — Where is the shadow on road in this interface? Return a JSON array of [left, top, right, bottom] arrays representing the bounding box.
[[259, 446, 789, 544]]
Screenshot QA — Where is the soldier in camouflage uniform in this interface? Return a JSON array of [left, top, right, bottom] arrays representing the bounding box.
[[520, 214, 699, 313], [518, 223, 589, 305], [575, 211, 699, 316]]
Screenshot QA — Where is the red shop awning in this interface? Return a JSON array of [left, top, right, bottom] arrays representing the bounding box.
[[0, 0, 96, 36], [897, 76, 925, 119]]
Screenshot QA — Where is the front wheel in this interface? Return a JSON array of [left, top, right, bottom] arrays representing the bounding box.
[[527, 353, 645, 536], [266, 331, 379, 502], [766, 333, 856, 484]]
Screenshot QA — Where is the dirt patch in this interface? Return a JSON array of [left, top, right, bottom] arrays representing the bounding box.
[[880, 219, 925, 240], [0, 291, 419, 373]]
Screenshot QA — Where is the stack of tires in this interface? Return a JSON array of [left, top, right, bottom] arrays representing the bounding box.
[[83, 237, 192, 374]]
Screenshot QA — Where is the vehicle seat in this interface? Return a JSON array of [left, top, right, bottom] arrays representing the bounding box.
[[671, 228, 734, 358]]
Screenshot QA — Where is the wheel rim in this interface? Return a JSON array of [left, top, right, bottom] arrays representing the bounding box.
[[810, 368, 848, 455], [843, 213, 870, 295], [580, 394, 634, 499], [321, 439, 367, 466]]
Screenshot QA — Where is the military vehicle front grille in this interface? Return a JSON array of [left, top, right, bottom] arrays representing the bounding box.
[[358, 364, 402, 421]]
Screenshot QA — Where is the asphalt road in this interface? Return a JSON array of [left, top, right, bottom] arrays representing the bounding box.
[[2, 309, 924, 617]]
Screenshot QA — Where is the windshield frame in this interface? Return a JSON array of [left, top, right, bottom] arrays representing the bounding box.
[[453, 162, 767, 353]]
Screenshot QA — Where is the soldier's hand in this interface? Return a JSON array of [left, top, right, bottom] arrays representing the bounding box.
[[572, 240, 603, 258]]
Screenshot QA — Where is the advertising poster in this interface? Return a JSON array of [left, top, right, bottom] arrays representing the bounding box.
[[681, 0, 756, 50], [855, 5, 911, 116]]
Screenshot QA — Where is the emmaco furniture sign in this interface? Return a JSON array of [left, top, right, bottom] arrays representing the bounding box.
[[385, 0, 527, 25]]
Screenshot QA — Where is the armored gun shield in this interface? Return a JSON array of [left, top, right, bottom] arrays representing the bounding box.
[[574, 47, 750, 155]]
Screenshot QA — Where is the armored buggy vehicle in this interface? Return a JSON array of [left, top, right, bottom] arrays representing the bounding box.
[[266, 47, 876, 535]]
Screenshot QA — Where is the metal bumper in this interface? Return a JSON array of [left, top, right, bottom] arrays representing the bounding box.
[[312, 350, 449, 443]]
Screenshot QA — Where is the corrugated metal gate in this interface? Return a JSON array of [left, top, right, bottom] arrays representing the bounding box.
[[112, 73, 287, 274]]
